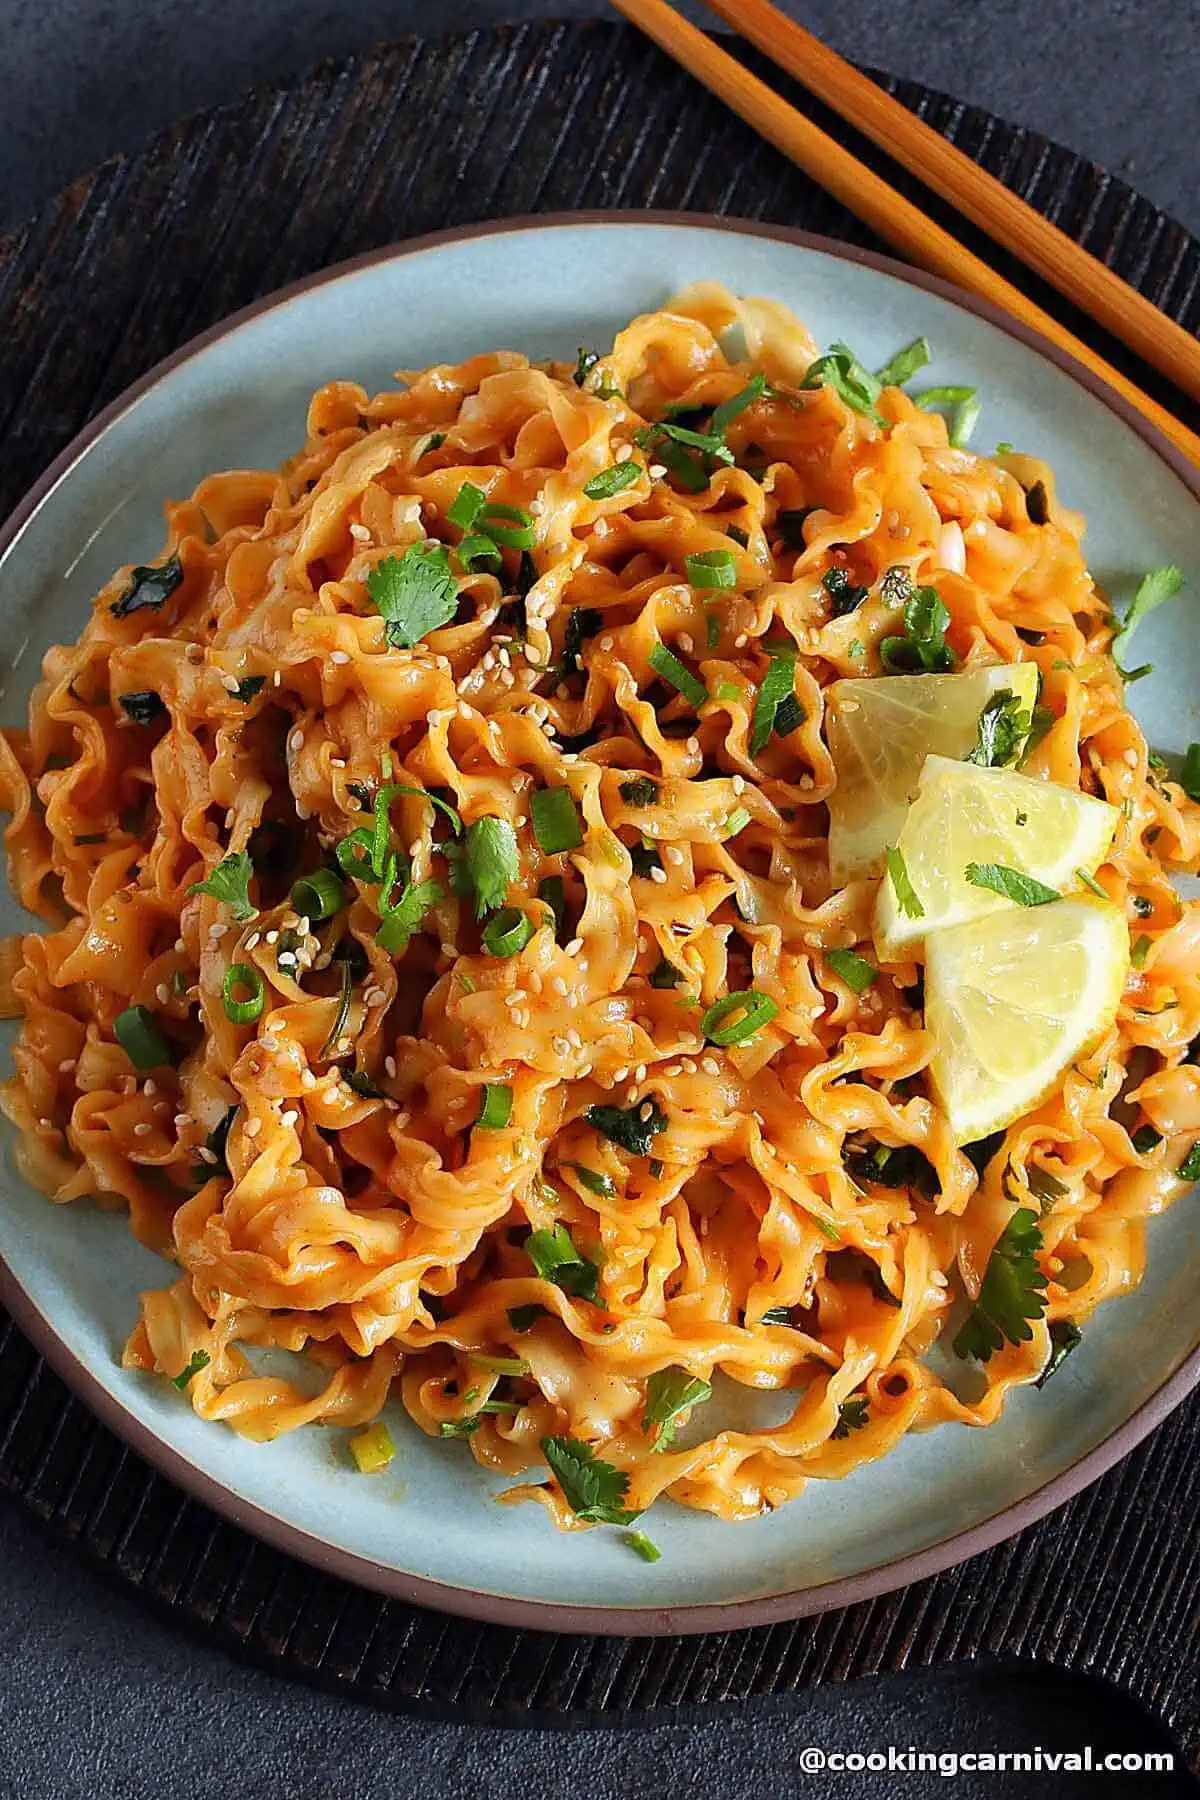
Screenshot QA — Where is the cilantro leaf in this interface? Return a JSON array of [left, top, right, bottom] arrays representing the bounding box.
[[525, 1223, 599, 1301], [801, 343, 884, 425], [643, 1367, 713, 1452], [541, 1435, 640, 1524], [831, 1395, 869, 1438], [119, 690, 167, 725], [1110, 565, 1186, 679], [1020, 702, 1057, 763], [880, 586, 956, 674], [964, 863, 1059, 907], [619, 775, 659, 808], [823, 567, 868, 616], [964, 688, 1032, 768], [231, 675, 266, 703], [573, 346, 599, 387], [377, 877, 442, 954], [953, 1207, 1049, 1361], [587, 1098, 668, 1157], [464, 816, 520, 918], [826, 947, 877, 993], [110, 555, 184, 619], [366, 544, 459, 649], [884, 844, 923, 919], [187, 851, 257, 921], [1034, 1319, 1082, 1388], [749, 646, 797, 755]]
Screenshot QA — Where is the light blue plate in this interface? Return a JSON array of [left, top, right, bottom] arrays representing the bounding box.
[[1, 217, 1197, 1634]]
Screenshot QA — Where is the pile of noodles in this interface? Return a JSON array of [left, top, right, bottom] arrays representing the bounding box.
[[2, 282, 1198, 1531]]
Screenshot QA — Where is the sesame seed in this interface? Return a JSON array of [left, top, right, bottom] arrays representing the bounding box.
[[133, 1121, 152, 1138], [58, 1058, 76, 1074], [222, 674, 241, 694], [274, 671, 282, 687], [197, 1147, 217, 1164], [615, 443, 634, 462], [665, 847, 684, 865], [649, 463, 667, 479], [639, 1102, 654, 1122], [599, 636, 614, 652], [289, 730, 304, 753], [245, 1117, 262, 1137], [350, 522, 371, 541], [301, 1070, 317, 1089], [385, 1056, 397, 1078], [174, 938, 185, 952], [261, 1034, 280, 1052], [553, 1036, 571, 1056], [679, 634, 694, 655], [635, 1064, 648, 1083], [613, 1067, 629, 1082], [1123, 749, 1139, 768], [650, 866, 668, 883], [732, 775, 745, 795], [686, 738, 699, 755], [330, 650, 350, 665], [566, 937, 584, 956], [156, 984, 170, 1004], [734, 633, 748, 648], [551, 976, 568, 996], [143, 1079, 157, 1097], [281, 1110, 299, 1128], [701, 1055, 721, 1075], [245, 932, 261, 951]]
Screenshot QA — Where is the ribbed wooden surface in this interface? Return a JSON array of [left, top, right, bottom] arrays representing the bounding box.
[[0, 20, 1196, 1744]]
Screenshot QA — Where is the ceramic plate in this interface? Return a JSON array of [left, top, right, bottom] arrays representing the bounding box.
[[1, 216, 1197, 1635]]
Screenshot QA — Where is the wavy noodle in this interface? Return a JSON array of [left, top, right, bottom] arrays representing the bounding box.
[[2, 287, 1197, 1529]]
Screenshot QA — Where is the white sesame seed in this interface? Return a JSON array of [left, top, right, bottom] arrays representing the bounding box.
[[701, 1055, 721, 1075], [222, 674, 241, 694], [289, 730, 304, 752], [197, 1147, 217, 1164], [665, 847, 685, 865], [615, 443, 634, 462], [385, 1056, 397, 1078], [686, 738, 700, 756], [566, 937, 584, 956], [567, 1030, 582, 1049], [156, 984, 170, 1004], [281, 1110, 299, 1127], [551, 975, 568, 996], [552, 1035, 571, 1056], [679, 634, 694, 655], [649, 463, 667, 479], [330, 650, 350, 665], [613, 1067, 629, 1082], [261, 1034, 280, 1051], [58, 1058, 76, 1074], [245, 1117, 262, 1137], [1124, 748, 1139, 768], [735, 633, 748, 648], [599, 636, 614, 652], [732, 775, 746, 795], [650, 866, 668, 883], [133, 1122, 152, 1138], [174, 938, 185, 953], [635, 1064, 648, 1083], [350, 521, 371, 541], [639, 1102, 654, 1121]]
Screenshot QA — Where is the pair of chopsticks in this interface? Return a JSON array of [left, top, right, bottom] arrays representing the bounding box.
[[609, 0, 1200, 469]]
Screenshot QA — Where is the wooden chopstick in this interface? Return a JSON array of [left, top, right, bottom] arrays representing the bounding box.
[[609, 0, 1200, 469], [699, 0, 1200, 405]]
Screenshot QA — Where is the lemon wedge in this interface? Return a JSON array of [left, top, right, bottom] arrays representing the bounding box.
[[827, 663, 1040, 884], [925, 897, 1129, 1143], [874, 754, 1119, 956]]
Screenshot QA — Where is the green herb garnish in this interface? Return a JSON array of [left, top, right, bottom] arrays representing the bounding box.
[[685, 548, 736, 590], [649, 642, 707, 710], [171, 1350, 210, 1392], [1034, 1319, 1082, 1388], [587, 1099, 668, 1157], [879, 586, 956, 674], [831, 1395, 869, 1438], [530, 786, 583, 856], [952, 1208, 1048, 1361], [476, 1084, 513, 1129], [749, 645, 797, 755], [119, 690, 166, 725], [915, 385, 980, 446], [964, 864, 1059, 907], [584, 463, 640, 501], [463, 816, 520, 917], [526, 1223, 599, 1300], [1110, 565, 1186, 680], [965, 688, 1033, 768], [187, 850, 256, 921], [623, 1529, 661, 1562], [826, 948, 877, 993], [874, 336, 930, 387], [801, 344, 884, 424], [541, 1436, 639, 1524], [111, 555, 183, 619], [885, 844, 923, 919], [700, 989, 778, 1046], [366, 544, 459, 648], [619, 776, 659, 808], [643, 1367, 713, 1453]]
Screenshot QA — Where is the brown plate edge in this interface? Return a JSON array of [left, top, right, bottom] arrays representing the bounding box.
[[1, 208, 1197, 1641]]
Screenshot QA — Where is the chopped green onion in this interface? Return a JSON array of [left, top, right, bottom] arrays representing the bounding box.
[[469, 1353, 528, 1375], [1132, 1124, 1162, 1155], [114, 1005, 170, 1070], [507, 1303, 545, 1331], [537, 874, 566, 938], [723, 807, 751, 838], [801, 344, 885, 424], [701, 989, 779, 1046], [222, 963, 265, 1025], [916, 385, 980, 448], [319, 955, 354, 1058], [749, 646, 797, 755], [1075, 867, 1107, 899], [715, 680, 742, 704], [826, 948, 877, 993], [1131, 934, 1152, 968], [530, 786, 584, 855], [477, 1083, 513, 1129], [349, 1422, 395, 1474], [705, 610, 720, 649], [649, 642, 707, 709], [623, 1529, 662, 1563], [447, 481, 487, 531], [457, 532, 503, 573], [479, 502, 536, 550], [649, 958, 684, 989], [481, 906, 535, 958], [875, 336, 930, 387], [685, 548, 736, 590], [773, 693, 806, 736], [291, 868, 346, 922], [564, 1162, 616, 1197], [619, 776, 659, 808], [709, 371, 768, 437], [584, 463, 640, 500]]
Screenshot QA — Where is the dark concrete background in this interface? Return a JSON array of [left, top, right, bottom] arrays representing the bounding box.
[[1, 4, 1197, 1796]]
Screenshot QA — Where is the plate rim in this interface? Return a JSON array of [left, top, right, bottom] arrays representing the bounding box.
[[1, 208, 1197, 1639]]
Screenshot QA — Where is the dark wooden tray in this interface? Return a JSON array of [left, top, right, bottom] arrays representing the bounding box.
[[0, 18, 1196, 1749]]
